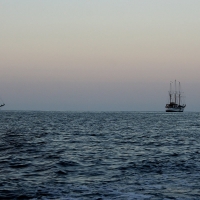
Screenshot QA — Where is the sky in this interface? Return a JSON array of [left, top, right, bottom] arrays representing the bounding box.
[[0, 0, 200, 111]]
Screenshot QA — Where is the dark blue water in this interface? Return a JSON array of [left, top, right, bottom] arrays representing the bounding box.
[[0, 111, 200, 199]]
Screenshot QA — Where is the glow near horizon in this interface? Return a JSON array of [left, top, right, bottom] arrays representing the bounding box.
[[0, 0, 200, 111]]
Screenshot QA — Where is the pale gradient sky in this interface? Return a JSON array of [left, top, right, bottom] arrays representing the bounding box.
[[0, 0, 200, 111]]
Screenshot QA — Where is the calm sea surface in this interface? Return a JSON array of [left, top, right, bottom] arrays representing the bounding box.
[[0, 111, 200, 200]]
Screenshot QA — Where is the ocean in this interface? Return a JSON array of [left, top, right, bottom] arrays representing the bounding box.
[[0, 111, 200, 200]]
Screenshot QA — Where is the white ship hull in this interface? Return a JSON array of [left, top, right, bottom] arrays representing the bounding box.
[[165, 107, 185, 112]]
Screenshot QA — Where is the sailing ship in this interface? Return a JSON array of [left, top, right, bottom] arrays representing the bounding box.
[[165, 80, 186, 112]]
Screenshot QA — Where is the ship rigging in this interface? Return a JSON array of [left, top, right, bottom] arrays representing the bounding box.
[[165, 80, 186, 112]]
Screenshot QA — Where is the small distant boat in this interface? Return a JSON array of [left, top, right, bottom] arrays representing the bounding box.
[[0, 103, 5, 108], [165, 80, 186, 112], [0, 96, 5, 108]]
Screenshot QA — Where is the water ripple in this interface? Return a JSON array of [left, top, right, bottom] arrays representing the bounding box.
[[0, 111, 200, 199]]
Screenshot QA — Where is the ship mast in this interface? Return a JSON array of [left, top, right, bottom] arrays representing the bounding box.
[[169, 81, 172, 103], [174, 80, 177, 104], [178, 81, 181, 106]]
